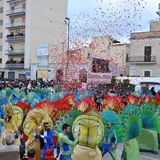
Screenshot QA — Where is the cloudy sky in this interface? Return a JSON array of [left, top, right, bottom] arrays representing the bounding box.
[[68, 0, 160, 45]]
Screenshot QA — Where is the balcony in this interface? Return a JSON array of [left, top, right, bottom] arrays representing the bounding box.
[[6, 35, 25, 42], [5, 49, 24, 56], [5, 63, 24, 69], [6, 22, 25, 29], [6, 8, 25, 17], [126, 56, 156, 64], [6, 0, 25, 3]]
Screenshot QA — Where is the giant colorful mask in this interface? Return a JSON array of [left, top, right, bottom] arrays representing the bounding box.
[[71, 111, 104, 160]]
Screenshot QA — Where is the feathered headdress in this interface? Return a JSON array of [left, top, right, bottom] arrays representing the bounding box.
[[4, 102, 13, 116]]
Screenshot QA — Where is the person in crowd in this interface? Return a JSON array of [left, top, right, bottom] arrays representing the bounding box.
[[33, 122, 54, 158], [56, 123, 80, 160], [150, 87, 156, 96], [44, 148, 54, 160], [0, 133, 25, 160], [101, 122, 118, 160], [23, 149, 36, 160]]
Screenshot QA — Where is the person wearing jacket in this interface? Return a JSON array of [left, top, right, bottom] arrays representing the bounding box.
[[33, 122, 54, 158], [44, 148, 54, 160], [23, 149, 36, 160], [0, 133, 25, 160], [56, 123, 80, 160]]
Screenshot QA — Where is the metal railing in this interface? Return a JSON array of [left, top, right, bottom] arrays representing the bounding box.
[[6, 8, 25, 15], [5, 49, 24, 55], [6, 35, 25, 42], [126, 56, 156, 63], [6, 22, 25, 28], [5, 63, 24, 69], [6, 0, 25, 3]]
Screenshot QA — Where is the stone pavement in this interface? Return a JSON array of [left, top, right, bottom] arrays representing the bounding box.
[[103, 143, 160, 160]]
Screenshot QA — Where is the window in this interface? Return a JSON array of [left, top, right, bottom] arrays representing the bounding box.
[[0, 7, 3, 13], [0, 58, 2, 63], [11, 6, 15, 10], [144, 46, 151, 62], [21, 44, 25, 50], [0, 20, 3, 26], [144, 71, 151, 77], [8, 72, 15, 79], [87, 53, 91, 59], [92, 58, 109, 73], [0, 45, 2, 51], [11, 19, 14, 23], [22, 4, 26, 9], [0, 33, 3, 38], [22, 17, 25, 22]]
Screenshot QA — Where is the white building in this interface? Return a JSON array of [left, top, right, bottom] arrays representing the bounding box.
[[127, 20, 160, 77], [0, 0, 68, 80]]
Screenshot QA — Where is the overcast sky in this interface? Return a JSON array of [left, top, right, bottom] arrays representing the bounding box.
[[68, 0, 160, 45]]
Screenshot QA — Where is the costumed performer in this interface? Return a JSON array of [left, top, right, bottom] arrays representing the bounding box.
[[33, 122, 54, 158], [101, 122, 118, 160], [28, 118, 42, 139], [0, 102, 19, 145], [56, 123, 80, 160]]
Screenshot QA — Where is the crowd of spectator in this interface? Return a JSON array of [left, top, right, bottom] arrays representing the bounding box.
[[7, 32, 24, 37], [6, 58, 24, 64]]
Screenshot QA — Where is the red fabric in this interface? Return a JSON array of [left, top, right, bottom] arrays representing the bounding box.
[[27, 158, 36, 160], [45, 149, 54, 160], [53, 136, 58, 147], [23, 133, 28, 142]]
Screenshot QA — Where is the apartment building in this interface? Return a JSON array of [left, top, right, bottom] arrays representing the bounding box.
[[0, 0, 3, 78], [0, 0, 68, 80], [127, 20, 160, 77]]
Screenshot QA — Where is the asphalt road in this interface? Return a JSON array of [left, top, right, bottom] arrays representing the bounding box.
[[54, 143, 160, 160], [103, 143, 160, 160]]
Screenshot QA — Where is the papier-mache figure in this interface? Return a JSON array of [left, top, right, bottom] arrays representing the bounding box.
[[72, 110, 104, 160], [119, 107, 142, 160]]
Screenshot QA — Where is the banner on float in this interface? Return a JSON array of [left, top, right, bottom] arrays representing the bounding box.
[[87, 73, 112, 84], [37, 67, 48, 79]]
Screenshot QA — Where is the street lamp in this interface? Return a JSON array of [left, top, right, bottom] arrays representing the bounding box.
[[156, 3, 160, 20], [64, 17, 70, 53], [156, 11, 160, 20], [64, 17, 70, 80]]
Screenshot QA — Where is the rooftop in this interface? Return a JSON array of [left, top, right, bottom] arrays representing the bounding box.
[[130, 31, 160, 40]]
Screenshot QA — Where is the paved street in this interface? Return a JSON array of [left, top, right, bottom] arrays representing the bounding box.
[[103, 143, 160, 160], [54, 143, 160, 160]]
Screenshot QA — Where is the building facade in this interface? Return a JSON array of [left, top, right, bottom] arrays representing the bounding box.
[[0, 0, 68, 80], [127, 20, 160, 77], [66, 36, 129, 81]]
